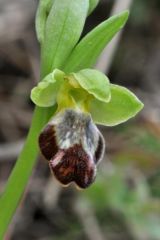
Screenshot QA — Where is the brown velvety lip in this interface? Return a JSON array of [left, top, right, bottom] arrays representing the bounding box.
[[39, 124, 58, 161], [49, 144, 96, 189], [38, 109, 105, 188]]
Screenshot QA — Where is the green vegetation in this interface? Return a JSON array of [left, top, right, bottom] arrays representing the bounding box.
[[0, 1, 143, 238]]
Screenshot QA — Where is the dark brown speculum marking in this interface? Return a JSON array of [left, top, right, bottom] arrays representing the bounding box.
[[39, 124, 58, 160], [39, 109, 105, 189], [49, 144, 96, 188]]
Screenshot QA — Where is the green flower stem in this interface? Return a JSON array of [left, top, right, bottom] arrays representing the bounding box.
[[0, 106, 55, 239]]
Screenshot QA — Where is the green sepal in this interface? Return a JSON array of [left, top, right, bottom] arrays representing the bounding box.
[[71, 69, 111, 103], [89, 84, 144, 126], [30, 69, 65, 107], [64, 11, 129, 73]]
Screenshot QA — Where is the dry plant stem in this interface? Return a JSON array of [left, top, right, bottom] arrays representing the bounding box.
[[75, 198, 106, 240], [43, 177, 62, 209], [96, 0, 133, 73]]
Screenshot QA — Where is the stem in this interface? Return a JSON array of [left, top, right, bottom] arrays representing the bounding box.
[[0, 106, 55, 239]]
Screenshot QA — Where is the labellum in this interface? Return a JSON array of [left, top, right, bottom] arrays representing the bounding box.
[[39, 109, 105, 189]]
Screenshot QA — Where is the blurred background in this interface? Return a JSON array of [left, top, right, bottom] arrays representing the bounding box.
[[0, 0, 160, 239]]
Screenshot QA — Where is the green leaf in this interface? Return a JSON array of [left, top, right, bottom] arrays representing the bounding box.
[[89, 84, 144, 126], [31, 69, 65, 107], [35, 0, 54, 43], [41, 0, 89, 78], [64, 11, 129, 73], [88, 0, 99, 15], [72, 69, 111, 102]]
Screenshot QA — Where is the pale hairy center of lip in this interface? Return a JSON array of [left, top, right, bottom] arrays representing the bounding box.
[[49, 109, 101, 160]]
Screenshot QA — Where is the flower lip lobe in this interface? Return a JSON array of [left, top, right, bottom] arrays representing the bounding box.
[[39, 124, 58, 160], [39, 109, 105, 188], [49, 144, 96, 188]]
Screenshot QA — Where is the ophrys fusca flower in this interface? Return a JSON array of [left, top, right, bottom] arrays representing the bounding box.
[[39, 109, 105, 188], [31, 68, 143, 188]]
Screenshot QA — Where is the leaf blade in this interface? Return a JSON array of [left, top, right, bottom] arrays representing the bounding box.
[[41, 0, 89, 78], [35, 0, 54, 43], [88, 0, 99, 15], [64, 11, 129, 73]]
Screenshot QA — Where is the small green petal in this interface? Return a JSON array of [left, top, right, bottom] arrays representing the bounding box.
[[71, 69, 111, 103]]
